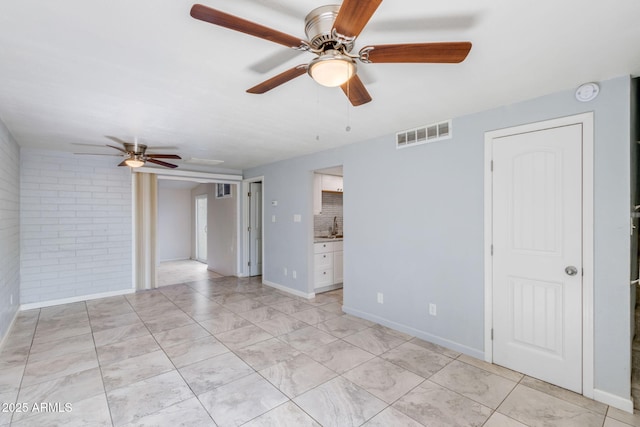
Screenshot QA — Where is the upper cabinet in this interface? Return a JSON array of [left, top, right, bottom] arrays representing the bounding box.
[[321, 174, 343, 192], [314, 173, 344, 215]]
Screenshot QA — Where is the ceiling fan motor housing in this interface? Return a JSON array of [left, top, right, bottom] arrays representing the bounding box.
[[304, 5, 354, 52], [123, 143, 147, 155]]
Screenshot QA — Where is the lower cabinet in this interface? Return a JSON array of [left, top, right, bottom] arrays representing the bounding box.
[[314, 241, 343, 290]]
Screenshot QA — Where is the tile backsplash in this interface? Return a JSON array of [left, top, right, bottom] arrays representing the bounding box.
[[314, 191, 343, 236]]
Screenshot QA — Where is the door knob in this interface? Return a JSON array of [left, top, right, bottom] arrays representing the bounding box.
[[565, 266, 578, 276]]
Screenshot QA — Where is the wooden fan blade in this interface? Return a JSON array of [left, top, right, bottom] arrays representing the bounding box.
[[74, 153, 123, 157], [147, 154, 182, 159], [361, 42, 472, 63], [105, 136, 130, 146], [117, 161, 127, 167], [247, 65, 308, 94], [333, 0, 382, 38], [340, 75, 372, 107], [106, 144, 127, 153], [147, 158, 179, 169], [190, 4, 304, 48]]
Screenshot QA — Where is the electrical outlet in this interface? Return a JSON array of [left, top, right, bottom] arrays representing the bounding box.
[[272, 215, 276, 223], [429, 303, 437, 316], [377, 292, 384, 304], [292, 270, 297, 279], [10, 294, 13, 305], [284, 267, 288, 276]]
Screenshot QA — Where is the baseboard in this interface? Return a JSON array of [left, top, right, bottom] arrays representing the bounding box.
[[159, 257, 192, 263], [0, 309, 20, 351], [20, 288, 135, 311], [342, 305, 484, 360], [592, 388, 634, 413], [263, 280, 315, 299]]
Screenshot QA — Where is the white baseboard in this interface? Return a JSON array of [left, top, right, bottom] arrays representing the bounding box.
[[263, 280, 315, 299], [592, 388, 634, 413], [342, 305, 484, 360], [20, 288, 135, 311]]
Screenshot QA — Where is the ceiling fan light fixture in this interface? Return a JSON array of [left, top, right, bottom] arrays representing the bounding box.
[[124, 156, 145, 168], [308, 50, 356, 87]]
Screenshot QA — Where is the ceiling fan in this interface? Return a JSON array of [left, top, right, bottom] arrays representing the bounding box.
[[190, 0, 472, 106], [75, 137, 182, 169]]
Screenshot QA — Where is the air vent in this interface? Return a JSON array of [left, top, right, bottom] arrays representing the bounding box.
[[396, 119, 452, 149]]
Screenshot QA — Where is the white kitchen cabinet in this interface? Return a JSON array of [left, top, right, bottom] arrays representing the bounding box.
[[321, 174, 343, 192], [314, 241, 343, 290], [333, 250, 343, 283]]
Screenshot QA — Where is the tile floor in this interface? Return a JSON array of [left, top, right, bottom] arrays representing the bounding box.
[[156, 260, 223, 287], [1, 276, 640, 426]]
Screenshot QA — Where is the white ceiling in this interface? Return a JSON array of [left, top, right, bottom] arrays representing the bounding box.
[[1, 0, 639, 171]]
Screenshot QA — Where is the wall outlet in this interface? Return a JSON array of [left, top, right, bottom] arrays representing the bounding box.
[[377, 292, 384, 304], [284, 267, 288, 276], [10, 294, 13, 305], [429, 303, 437, 316], [272, 215, 276, 223], [292, 270, 297, 279], [293, 214, 301, 222]]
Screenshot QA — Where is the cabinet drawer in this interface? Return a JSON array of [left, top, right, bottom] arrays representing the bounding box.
[[314, 242, 334, 254], [314, 253, 333, 269], [333, 241, 343, 251], [314, 269, 333, 287]]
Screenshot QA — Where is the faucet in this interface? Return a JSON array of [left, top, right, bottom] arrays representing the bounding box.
[[331, 216, 338, 236]]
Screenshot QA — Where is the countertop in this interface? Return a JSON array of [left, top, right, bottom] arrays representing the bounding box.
[[314, 236, 344, 243]]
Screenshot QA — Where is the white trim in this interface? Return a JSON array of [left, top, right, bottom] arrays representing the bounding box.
[[20, 288, 135, 311], [483, 112, 595, 399], [592, 389, 634, 413], [242, 176, 264, 278], [263, 280, 315, 299], [194, 193, 208, 264], [137, 167, 242, 182], [0, 309, 20, 351]]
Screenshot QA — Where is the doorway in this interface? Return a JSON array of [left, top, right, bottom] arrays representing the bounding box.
[[484, 113, 594, 397], [195, 194, 208, 263]]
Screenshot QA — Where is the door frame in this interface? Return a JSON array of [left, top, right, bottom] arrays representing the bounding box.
[[194, 193, 208, 263], [242, 176, 265, 277], [483, 112, 594, 398]]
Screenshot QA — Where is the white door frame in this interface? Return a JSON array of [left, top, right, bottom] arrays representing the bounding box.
[[194, 194, 208, 263], [484, 112, 594, 398], [242, 176, 265, 278]]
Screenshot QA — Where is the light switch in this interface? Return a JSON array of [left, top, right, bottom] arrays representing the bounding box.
[[271, 215, 276, 222]]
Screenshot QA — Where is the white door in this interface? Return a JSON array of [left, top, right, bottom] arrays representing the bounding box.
[[491, 124, 583, 392], [249, 182, 262, 276], [195, 195, 207, 263]]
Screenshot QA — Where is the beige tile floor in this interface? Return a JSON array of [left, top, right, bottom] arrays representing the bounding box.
[[1, 276, 640, 426], [157, 260, 223, 287]]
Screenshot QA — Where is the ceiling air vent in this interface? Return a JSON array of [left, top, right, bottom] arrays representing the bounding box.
[[396, 119, 452, 149]]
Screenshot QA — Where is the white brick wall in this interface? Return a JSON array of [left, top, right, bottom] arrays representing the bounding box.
[[0, 120, 20, 340], [20, 148, 133, 304]]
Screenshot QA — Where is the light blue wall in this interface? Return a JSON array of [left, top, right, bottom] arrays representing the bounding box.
[[244, 75, 633, 400]]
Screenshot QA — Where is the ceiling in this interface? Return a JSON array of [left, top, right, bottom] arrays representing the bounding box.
[[1, 0, 639, 171]]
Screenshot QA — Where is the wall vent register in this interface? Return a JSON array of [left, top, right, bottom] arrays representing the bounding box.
[[396, 119, 452, 149]]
